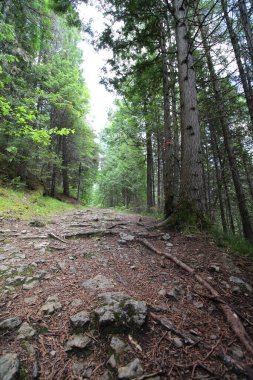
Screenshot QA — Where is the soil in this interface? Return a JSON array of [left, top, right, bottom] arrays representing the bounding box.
[[0, 207, 253, 379]]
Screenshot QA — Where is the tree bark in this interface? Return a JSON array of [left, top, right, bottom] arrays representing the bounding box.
[[200, 23, 253, 242], [221, 0, 253, 131], [238, 0, 253, 67], [146, 126, 155, 210], [173, 0, 205, 214], [62, 136, 70, 197], [159, 19, 174, 217]]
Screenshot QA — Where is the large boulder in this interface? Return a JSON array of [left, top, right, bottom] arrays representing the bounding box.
[[94, 292, 147, 331]]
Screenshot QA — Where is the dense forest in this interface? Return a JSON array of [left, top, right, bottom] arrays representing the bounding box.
[[1, 0, 253, 244]]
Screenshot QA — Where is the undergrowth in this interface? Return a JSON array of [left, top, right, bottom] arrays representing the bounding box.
[[211, 227, 253, 258], [0, 186, 80, 220]]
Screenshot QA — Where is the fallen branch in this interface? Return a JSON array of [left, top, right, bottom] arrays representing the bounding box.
[[151, 313, 253, 378], [138, 238, 253, 356], [64, 230, 115, 239], [150, 312, 195, 345], [136, 371, 165, 380], [21, 235, 48, 239], [48, 232, 67, 244]]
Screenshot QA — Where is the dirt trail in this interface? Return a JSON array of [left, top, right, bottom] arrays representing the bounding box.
[[0, 208, 253, 379]]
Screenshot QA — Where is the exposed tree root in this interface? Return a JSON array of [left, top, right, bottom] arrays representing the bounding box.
[[138, 238, 253, 357], [150, 313, 253, 378]]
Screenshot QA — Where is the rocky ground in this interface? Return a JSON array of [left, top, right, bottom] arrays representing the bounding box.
[[0, 208, 253, 380]]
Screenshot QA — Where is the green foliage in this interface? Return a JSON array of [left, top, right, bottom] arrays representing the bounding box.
[[96, 102, 146, 209], [0, 186, 79, 220], [0, 1, 98, 201], [211, 227, 253, 258]]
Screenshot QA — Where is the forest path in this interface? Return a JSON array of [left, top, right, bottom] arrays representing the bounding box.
[[0, 208, 253, 379]]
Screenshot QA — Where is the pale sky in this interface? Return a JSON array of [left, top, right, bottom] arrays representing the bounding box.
[[78, 3, 115, 134]]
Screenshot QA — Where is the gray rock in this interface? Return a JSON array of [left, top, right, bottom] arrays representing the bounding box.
[[166, 286, 184, 301], [17, 322, 36, 340], [173, 337, 183, 348], [23, 280, 39, 290], [40, 295, 62, 315], [34, 242, 48, 251], [210, 264, 220, 272], [65, 334, 91, 352], [0, 264, 9, 272], [119, 232, 135, 241], [193, 301, 204, 309], [244, 283, 253, 293], [70, 299, 82, 307], [118, 358, 143, 379], [70, 311, 90, 328], [73, 361, 94, 377], [0, 353, 19, 380], [110, 336, 128, 354], [232, 346, 244, 360], [166, 242, 173, 247], [57, 261, 66, 271], [95, 292, 147, 330], [6, 276, 25, 286], [118, 240, 127, 245], [107, 354, 117, 369], [158, 289, 166, 297], [229, 276, 245, 284], [162, 233, 171, 241], [82, 275, 115, 289], [0, 317, 22, 330]]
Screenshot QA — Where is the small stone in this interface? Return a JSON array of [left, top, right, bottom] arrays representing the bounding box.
[[118, 358, 143, 379], [17, 322, 36, 340], [118, 239, 127, 245], [119, 232, 135, 241], [193, 301, 204, 309], [210, 264, 220, 272], [82, 275, 115, 289], [244, 283, 253, 293], [232, 346, 244, 359], [70, 299, 82, 307], [57, 261, 66, 271], [23, 280, 39, 290], [0, 317, 22, 330], [162, 233, 171, 241], [158, 289, 166, 297], [40, 296, 62, 315], [210, 335, 217, 340], [0, 353, 19, 380], [130, 265, 136, 270], [70, 311, 90, 328], [166, 242, 173, 247], [6, 276, 25, 286], [110, 337, 128, 354], [232, 286, 241, 294], [229, 276, 245, 284], [69, 256, 74, 260], [65, 334, 91, 351], [50, 351, 56, 357], [166, 286, 184, 301], [107, 354, 117, 369], [173, 337, 183, 348]]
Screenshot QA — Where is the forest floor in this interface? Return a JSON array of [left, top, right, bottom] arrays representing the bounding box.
[[0, 208, 253, 380]]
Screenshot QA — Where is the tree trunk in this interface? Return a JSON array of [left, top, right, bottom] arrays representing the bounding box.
[[173, 0, 205, 215], [50, 136, 61, 198], [77, 162, 82, 201], [200, 24, 253, 242], [160, 19, 174, 217], [62, 136, 70, 197], [209, 126, 227, 233], [238, 0, 253, 67], [146, 126, 155, 210], [221, 0, 253, 132]]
